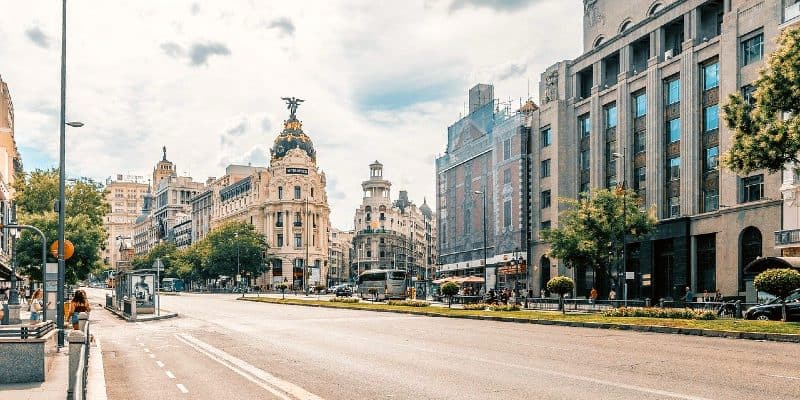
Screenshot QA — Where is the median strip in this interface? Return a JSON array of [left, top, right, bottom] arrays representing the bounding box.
[[239, 297, 800, 343]]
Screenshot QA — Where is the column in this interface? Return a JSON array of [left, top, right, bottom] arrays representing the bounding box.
[[646, 60, 664, 217], [680, 43, 699, 216], [690, 235, 697, 293]]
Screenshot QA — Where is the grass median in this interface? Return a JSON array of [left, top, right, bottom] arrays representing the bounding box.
[[239, 297, 800, 336]]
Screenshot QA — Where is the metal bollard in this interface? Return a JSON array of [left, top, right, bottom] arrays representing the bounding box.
[[659, 298, 665, 308], [645, 298, 651, 307], [67, 330, 87, 398]]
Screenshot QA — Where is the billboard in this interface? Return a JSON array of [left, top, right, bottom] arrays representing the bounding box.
[[131, 274, 155, 307]]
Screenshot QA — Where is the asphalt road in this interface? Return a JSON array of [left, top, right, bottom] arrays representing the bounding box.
[[86, 288, 800, 400]]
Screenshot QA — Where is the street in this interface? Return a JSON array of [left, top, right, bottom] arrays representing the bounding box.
[[87, 288, 799, 400]]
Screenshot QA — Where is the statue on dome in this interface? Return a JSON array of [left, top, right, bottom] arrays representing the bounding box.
[[281, 97, 305, 120]]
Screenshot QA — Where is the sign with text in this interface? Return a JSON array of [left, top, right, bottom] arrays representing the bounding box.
[[286, 167, 309, 175], [45, 262, 58, 281]]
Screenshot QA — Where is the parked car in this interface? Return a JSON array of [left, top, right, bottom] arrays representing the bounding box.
[[744, 289, 800, 321], [334, 285, 353, 297]]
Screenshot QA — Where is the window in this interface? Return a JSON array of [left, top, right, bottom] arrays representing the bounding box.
[[741, 33, 764, 66], [294, 234, 302, 247], [294, 186, 301, 199], [540, 220, 551, 231], [503, 200, 512, 228], [704, 146, 719, 171], [541, 127, 552, 148], [742, 175, 764, 202], [503, 139, 511, 160], [634, 93, 647, 117], [540, 159, 551, 178], [634, 131, 646, 154], [704, 189, 719, 212], [379, 212, 385, 221], [703, 62, 719, 90], [668, 196, 680, 217], [667, 118, 681, 143], [741, 85, 756, 107], [503, 168, 511, 185], [605, 104, 617, 128], [580, 150, 590, 170], [704, 105, 719, 132], [276, 212, 284, 227], [665, 79, 681, 105], [579, 114, 591, 138], [541, 190, 551, 209], [278, 186, 283, 200], [669, 157, 681, 180], [634, 167, 646, 190], [277, 234, 284, 247], [294, 212, 302, 226]]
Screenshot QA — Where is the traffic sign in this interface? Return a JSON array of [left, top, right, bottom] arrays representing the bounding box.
[[50, 240, 75, 260], [152, 259, 164, 271]]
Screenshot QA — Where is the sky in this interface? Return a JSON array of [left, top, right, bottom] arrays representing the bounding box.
[[0, 0, 582, 229]]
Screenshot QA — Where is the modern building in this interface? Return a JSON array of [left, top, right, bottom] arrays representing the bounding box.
[[521, 0, 798, 301], [0, 74, 21, 283], [354, 162, 438, 293], [101, 174, 149, 269], [435, 84, 530, 291], [328, 228, 353, 286]]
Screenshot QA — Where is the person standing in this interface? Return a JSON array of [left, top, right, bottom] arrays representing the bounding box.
[[684, 286, 694, 309], [608, 288, 617, 301], [589, 287, 598, 309], [69, 290, 91, 330], [29, 289, 49, 325]]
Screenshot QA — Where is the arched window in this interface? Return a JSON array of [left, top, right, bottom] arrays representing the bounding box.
[[648, 2, 663, 16], [619, 20, 632, 33], [740, 227, 762, 291], [593, 36, 605, 48]]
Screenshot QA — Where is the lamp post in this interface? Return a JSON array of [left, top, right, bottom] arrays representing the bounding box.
[[473, 190, 490, 293], [304, 197, 309, 295], [234, 232, 241, 293], [611, 149, 627, 303]]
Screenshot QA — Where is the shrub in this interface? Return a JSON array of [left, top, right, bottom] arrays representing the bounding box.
[[547, 276, 575, 314], [489, 304, 521, 312], [602, 307, 717, 320], [441, 282, 460, 308], [463, 303, 488, 310], [387, 300, 430, 307], [755, 268, 800, 321], [329, 297, 359, 303]]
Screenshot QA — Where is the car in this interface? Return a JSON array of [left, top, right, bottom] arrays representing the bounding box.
[[334, 285, 353, 297], [744, 289, 800, 321]]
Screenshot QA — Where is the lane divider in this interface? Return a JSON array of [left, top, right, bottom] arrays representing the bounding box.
[[175, 333, 324, 400], [166, 371, 176, 379], [176, 384, 189, 394]]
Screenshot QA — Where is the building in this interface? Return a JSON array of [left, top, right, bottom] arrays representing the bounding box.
[[353, 162, 438, 293], [190, 189, 213, 243], [0, 74, 21, 283], [328, 228, 353, 286], [520, 0, 799, 301], [435, 84, 530, 291], [101, 174, 149, 269]]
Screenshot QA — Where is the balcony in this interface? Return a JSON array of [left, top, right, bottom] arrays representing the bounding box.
[[786, 2, 800, 23], [775, 229, 800, 248]]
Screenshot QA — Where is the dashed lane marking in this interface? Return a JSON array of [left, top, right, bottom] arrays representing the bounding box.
[[166, 371, 176, 379], [148, 354, 155, 359], [176, 384, 189, 394], [156, 361, 164, 368], [143, 348, 150, 353]]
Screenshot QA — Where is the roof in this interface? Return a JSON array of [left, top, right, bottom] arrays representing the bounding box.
[[743, 257, 800, 275]]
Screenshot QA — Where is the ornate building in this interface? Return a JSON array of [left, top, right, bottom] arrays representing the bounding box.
[[0, 74, 21, 282], [328, 228, 353, 286], [101, 174, 149, 269]]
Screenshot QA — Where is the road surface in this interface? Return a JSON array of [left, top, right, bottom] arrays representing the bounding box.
[[86, 288, 800, 400]]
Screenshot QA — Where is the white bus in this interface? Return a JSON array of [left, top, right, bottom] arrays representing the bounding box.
[[357, 269, 407, 300]]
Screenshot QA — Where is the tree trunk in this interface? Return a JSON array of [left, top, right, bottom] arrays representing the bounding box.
[[448, 296, 452, 308], [782, 300, 787, 322], [560, 294, 565, 314]]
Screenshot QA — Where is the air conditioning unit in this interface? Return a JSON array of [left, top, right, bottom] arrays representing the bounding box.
[[665, 49, 674, 59]]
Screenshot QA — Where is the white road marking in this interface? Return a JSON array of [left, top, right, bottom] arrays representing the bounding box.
[[138, 342, 144, 346], [766, 374, 800, 381], [175, 333, 324, 400], [143, 348, 150, 353], [156, 361, 164, 368], [166, 370, 176, 379], [148, 354, 155, 359], [176, 384, 189, 394]]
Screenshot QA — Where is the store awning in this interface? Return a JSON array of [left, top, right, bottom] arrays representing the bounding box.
[[743, 256, 800, 275]]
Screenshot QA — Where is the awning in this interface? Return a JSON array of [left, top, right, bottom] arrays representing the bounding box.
[[743, 256, 800, 275]]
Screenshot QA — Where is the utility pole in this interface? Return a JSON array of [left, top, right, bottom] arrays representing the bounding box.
[[56, 0, 68, 348], [304, 197, 309, 295]]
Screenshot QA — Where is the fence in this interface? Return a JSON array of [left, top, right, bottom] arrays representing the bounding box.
[[0, 321, 55, 339], [67, 314, 90, 400]]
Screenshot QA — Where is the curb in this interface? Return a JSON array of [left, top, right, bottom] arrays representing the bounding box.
[[103, 306, 179, 322], [239, 298, 800, 344]]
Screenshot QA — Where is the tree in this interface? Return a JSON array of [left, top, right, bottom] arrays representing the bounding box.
[[278, 282, 288, 299], [722, 27, 800, 174], [131, 242, 178, 274], [441, 282, 459, 308], [754, 268, 800, 321], [12, 169, 109, 283], [546, 276, 575, 314], [205, 221, 268, 284], [541, 188, 656, 295]]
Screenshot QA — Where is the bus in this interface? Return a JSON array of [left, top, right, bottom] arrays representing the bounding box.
[[161, 278, 185, 292], [357, 269, 407, 300]]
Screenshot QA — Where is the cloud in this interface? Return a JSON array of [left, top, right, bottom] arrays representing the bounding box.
[[261, 117, 272, 133], [496, 63, 528, 81], [265, 17, 295, 37], [190, 3, 200, 15], [227, 121, 247, 136], [25, 26, 50, 48], [449, 0, 540, 13], [356, 77, 464, 111], [188, 42, 231, 66], [160, 42, 184, 58]]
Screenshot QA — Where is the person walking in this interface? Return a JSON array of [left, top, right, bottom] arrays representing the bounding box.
[[69, 290, 91, 330], [29, 288, 49, 325], [589, 287, 598, 309], [684, 286, 694, 309]]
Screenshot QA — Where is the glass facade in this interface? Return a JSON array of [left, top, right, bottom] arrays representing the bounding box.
[[667, 118, 681, 143], [665, 79, 680, 105], [634, 93, 647, 117], [703, 62, 719, 90]]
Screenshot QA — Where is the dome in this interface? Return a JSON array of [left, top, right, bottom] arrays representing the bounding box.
[[420, 197, 433, 218], [270, 97, 316, 162]]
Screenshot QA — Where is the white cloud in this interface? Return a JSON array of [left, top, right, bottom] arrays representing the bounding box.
[[0, 0, 582, 229]]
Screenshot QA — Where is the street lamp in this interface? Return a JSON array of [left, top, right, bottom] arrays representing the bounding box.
[[473, 190, 490, 293], [234, 232, 241, 292], [611, 149, 627, 303]]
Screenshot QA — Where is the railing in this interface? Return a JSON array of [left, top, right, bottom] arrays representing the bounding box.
[[775, 229, 800, 246], [0, 321, 55, 339], [786, 2, 800, 22], [67, 315, 90, 400]]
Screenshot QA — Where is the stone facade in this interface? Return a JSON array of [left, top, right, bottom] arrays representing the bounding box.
[[0, 75, 20, 281], [523, 0, 799, 301], [101, 175, 149, 269], [328, 228, 353, 285]]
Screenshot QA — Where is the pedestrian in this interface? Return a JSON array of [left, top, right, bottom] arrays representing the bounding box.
[[702, 289, 709, 302], [684, 286, 694, 309], [589, 287, 598, 309], [608, 288, 617, 301], [714, 289, 723, 302], [29, 288, 49, 325], [69, 290, 91, 330]]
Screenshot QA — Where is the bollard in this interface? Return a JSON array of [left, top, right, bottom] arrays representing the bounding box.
[[131, 300, 137, 321], [659, 298, 665, 308], [67, 330, 87, 398], [78, 312, 89, 332], [645, 298, 651, 307], [735, 300, 742, 318]]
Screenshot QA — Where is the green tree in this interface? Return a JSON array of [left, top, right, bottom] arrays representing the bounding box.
[[205, 221, 268, 285], [754, 268, 800, 321], [13, 169, 109, 223], [441, 281, 459, 308], [541, 188, 656, 295], [722, 27, 800, 174], [546, 276, 575, 314], [131, 242, 178, 273]]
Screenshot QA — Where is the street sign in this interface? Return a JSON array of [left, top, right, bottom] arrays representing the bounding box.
[[45, 262, 58, 281], [152, 259, 164, 271], [45, 281, 57, 292], [49, 240, 75, 260], [626, 271, 635, 280]]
